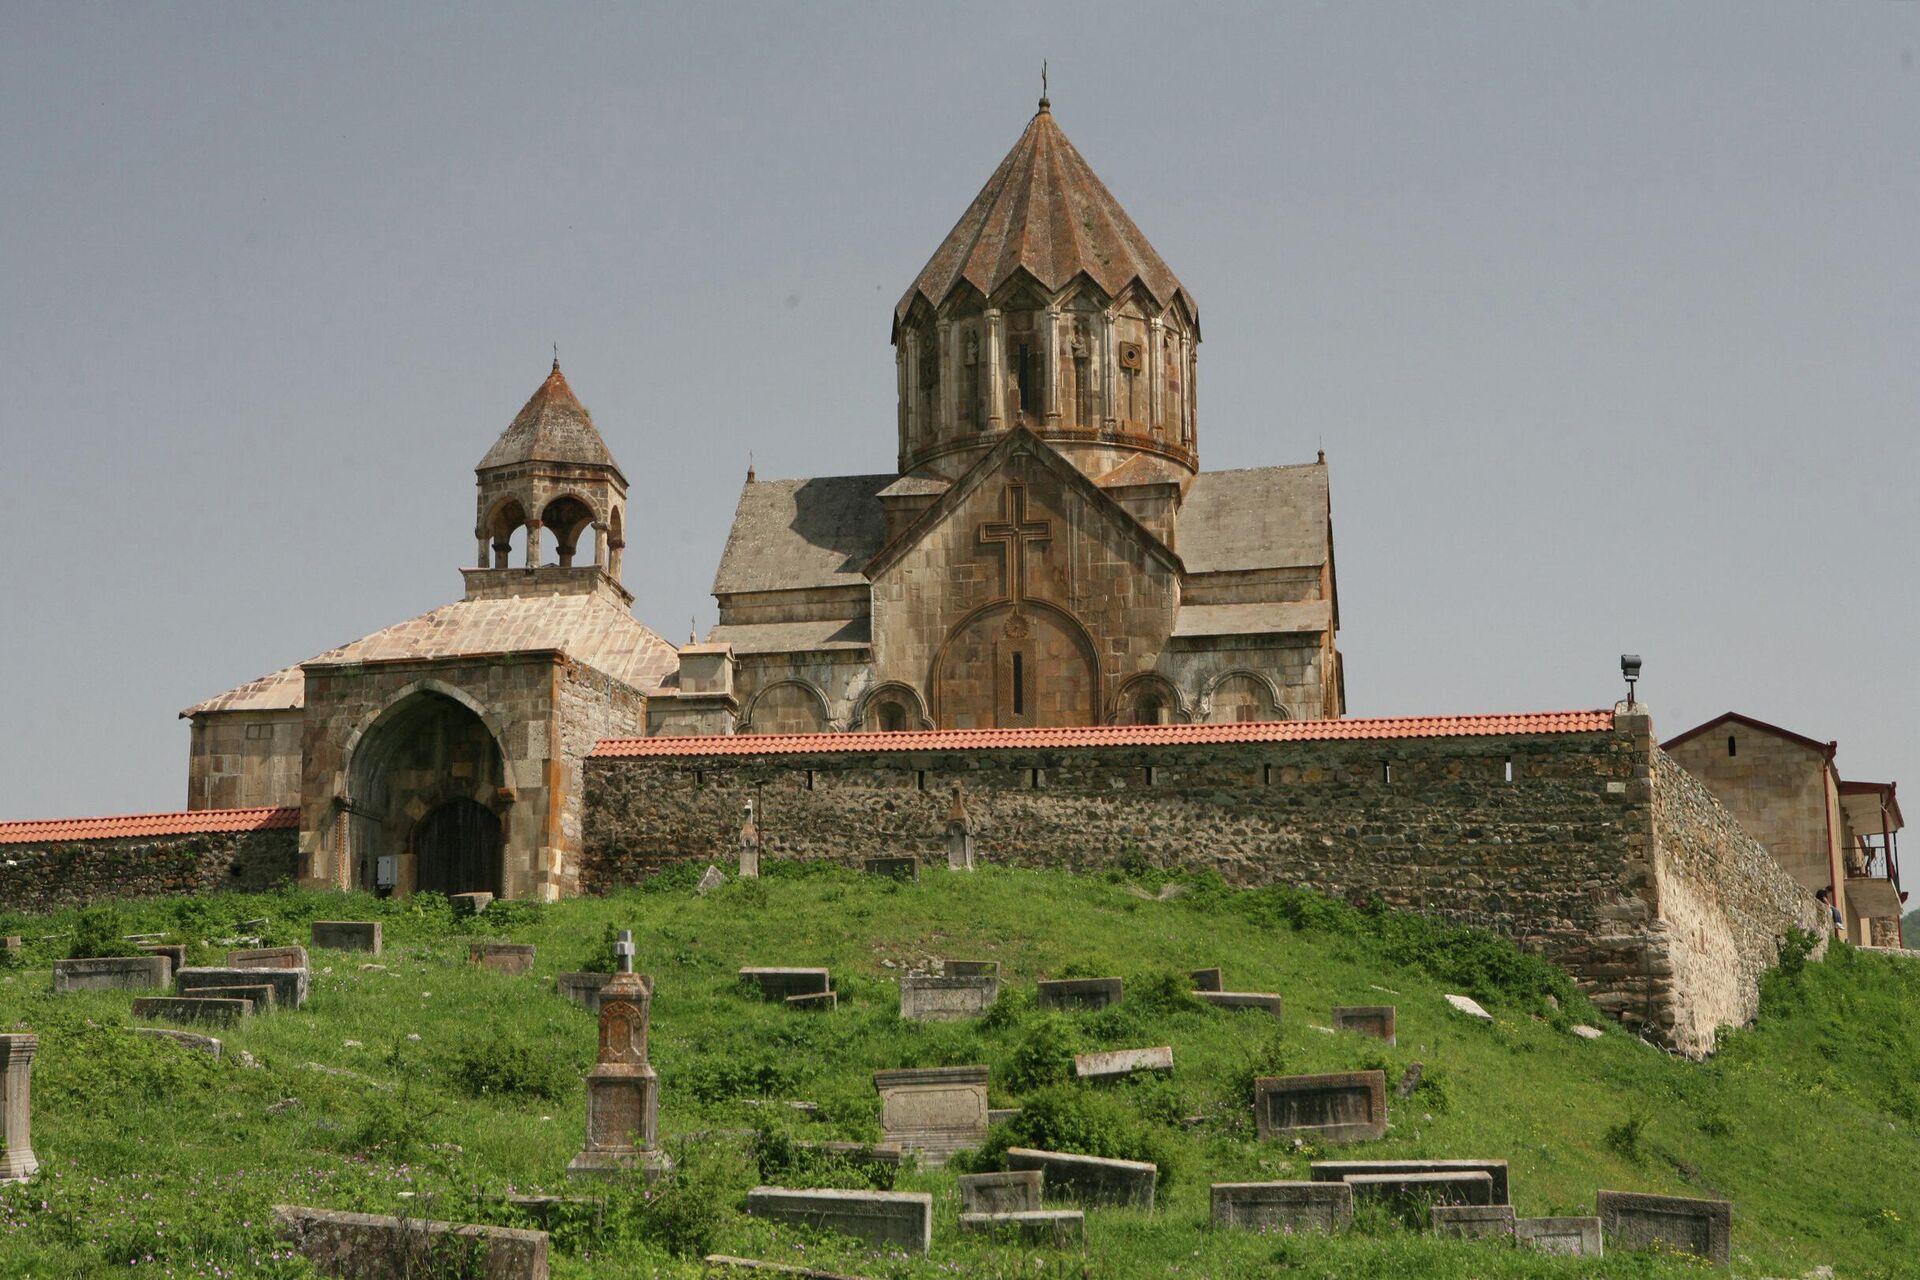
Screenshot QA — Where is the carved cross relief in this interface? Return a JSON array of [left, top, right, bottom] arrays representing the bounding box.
[[977, 482, 1052, 604]]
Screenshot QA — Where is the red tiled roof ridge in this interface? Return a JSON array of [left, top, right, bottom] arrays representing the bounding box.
[[0, 806, 299, 846], [591, 710, 1616, 758]]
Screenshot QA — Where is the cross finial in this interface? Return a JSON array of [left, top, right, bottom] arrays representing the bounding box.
[[551, 342, 559, 374], [1039, 60, 1049, 111], [746, 451, 756, 484], [689, 615, 697, 645]]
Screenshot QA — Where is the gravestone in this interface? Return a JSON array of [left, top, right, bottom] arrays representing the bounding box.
[[138, 943, 189, 971], [696, 866, 727, 896], [1311, 1159, 1510, 1205], [2, 936, 20, 956], [738, 799, 760, 880], [230, 945, 308, 970], [1190, 967, 1224, 992], [1034, 977, 1121, 1011], [1005, 1147, 1156, 1209], [1596, 1190, 1731, 1265], [131, 996, 253, 1026], [177, 965, 309, 1009], [272, 1205, 548, 1280], [569, 930, 668, 1177], [1346, 1171, 1494, 1221], [946, 960, 999, 977], [945, 785, 975, 871], [785, 991, 837, 1011], [1515, 1215, 1604, 1256], [1193, 990, 1283, 1017], [450, 891, 493, 915], [1253, 1071, 1387, 1144], [863, 856, 919, 881], [1210, 1182, 1353, 1233], [310, 922, 382, 954], [197, 983, 277, 1010], [1332, 1005, 1396, 1045], [131, 1028, 223, 1058], [1445, 993, 1493, 1020], [52, 955, 171, 992], [872, 1065, 989, 1167], [958, 1170, 1042, 1215], [739, 967, 831, 1001], [471, 942, 536, 975], [1394, 1063, 1424, 1099], [744, 1187, 932, 1253], [0, 1034, 38, 1184], [1432, 1203, 1517, 1237], [1073, 1046, 1173, 1081], [900, 972, 999, 1021], [555, 971, 649, 1013], [957, 1210, 1083, 1246]]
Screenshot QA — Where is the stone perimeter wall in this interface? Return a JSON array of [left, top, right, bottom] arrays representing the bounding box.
[[584, 712, 1820, 1056], [0, 829, 297, 914]]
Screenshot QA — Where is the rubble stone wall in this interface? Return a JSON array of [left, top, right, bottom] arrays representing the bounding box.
[[0, 828, 297, 913]]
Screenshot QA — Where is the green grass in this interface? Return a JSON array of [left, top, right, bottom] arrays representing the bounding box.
[[2, 865, 1917, 1278]]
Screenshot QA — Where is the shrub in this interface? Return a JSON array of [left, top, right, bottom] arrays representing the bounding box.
[[1604, 1109, 1651, 1164], [1002, 1015, 1082, 1093], [67, 903, 129, 959], [610, 1138, 751, 1258], [444, 1028, 573, 1103], [978, 1084, 1177, 1198]]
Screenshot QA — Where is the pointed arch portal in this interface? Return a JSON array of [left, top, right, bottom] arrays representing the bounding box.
[[346, 688, 506, 896]]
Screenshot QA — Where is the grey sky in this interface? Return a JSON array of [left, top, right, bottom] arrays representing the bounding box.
[[2, 3, 1914, 821]]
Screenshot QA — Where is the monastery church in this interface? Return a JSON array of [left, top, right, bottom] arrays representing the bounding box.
[[177, 96, 1344, 902]]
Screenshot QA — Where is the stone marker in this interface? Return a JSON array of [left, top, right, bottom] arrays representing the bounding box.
[[1596, 1189, 1731, 1265], [52, 955, 172, 992], [900, 972, 999, 1021], [273, 1204, 548, 1280], [945, 786, 975, 871], [1394, 1063, 1424, 1099], [862, 855, 919, 881], [957, 1210, 1084, 1246], [1193, 990, 1283, 1018], [1312, 1159, 1510, 1205], [1034, 977, 1122, 1011], [1006, 1147, 1157, 1209], [1073, 1045, 1173, 1081], [1345, 1171, 1495, 1220], [785, 991, 838, 1011], [177, 965, 310, 1009], [738, 799, 761, 880], [1210, 1181, 1353, 1233], [1332, 1005, 1397, 1045], [1571, 1025, 1604, 1040], [946, 959, 999, 977], [958, 1169, 1043, 1215], [872, 1065, 989, 1167], [471, 942, 536, 975], [132, 996, 253, 1026], [739, 967, 831, 1001], [702, 1257, 870, 1279], [131, 1028, 223, 1058], [1515, 1215, 1604, 1256], [196, 983, 277, 1010], [309, 922, 382, 954], [1433, 1203, 1517, 1237], [555, 971, 652, 1013], [744, 1187, 933, 1253], [138, 943, 189, 971], [230, 945, 309, 970], [450, 891, 493, 915], [1445, 993, 1493, 1020], [1253, 1071, 1388, 1144], [2, 936, 20, 955], [569, 930, 668, 1177], [0, 1034, 38, 1184], [1190, 967, 1224, 992], [696, 866, 726, 896]]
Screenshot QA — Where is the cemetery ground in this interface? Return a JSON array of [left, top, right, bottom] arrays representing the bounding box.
[[2, 864, 1917, 1278]]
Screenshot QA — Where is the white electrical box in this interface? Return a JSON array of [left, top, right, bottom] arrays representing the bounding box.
[[375, 856, 397, 890]]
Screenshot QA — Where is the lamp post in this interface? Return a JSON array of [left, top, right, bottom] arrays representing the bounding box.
[[1620, 654, 1642, 708]]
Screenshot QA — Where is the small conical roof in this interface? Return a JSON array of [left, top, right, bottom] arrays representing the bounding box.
[[478, 359, 619, 472], [895, 101, 1193, 334]]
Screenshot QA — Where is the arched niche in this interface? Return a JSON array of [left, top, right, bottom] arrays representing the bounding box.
[[933, 601, 1098, 730]]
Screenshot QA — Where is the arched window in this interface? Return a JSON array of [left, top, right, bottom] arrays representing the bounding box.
[[540, 496, 598, 569], [1134, 694, 1168, 725], [877, 701, 908, 733]]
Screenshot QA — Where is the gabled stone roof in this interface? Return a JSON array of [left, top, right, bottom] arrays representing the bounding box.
[[478, 360, 620, 473], [895, 102, 1192, 331], [1179, 463, 1330, 573], [711, 473, 893, 596]]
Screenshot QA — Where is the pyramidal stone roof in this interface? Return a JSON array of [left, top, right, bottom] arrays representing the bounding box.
[[478, 359, 619, 473], [895, 100, 1192, 332]]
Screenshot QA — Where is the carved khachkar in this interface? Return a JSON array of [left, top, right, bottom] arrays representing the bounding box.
[[568, 931, 669, 1177], [0, 1034, 38, 1184]]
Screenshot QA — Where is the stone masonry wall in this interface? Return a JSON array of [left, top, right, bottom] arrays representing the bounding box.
[[0, 828, 297, 913]]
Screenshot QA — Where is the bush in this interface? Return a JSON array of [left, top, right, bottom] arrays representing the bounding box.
[[1002, 1015, 1082, 1093], [67, 903, 129, 959], [977, 1084, 1177, 1198], [443, 1028, 573, 1103], [610, 1139, 751, 1258]]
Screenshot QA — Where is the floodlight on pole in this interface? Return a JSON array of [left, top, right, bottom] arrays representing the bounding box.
[[1621, 654, 1642, 708]]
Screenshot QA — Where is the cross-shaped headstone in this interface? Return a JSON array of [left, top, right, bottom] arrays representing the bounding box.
[[615, 929, 635, 976], [977, 483, 1051, 602]]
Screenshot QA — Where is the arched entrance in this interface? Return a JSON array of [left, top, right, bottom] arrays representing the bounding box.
[[411, 799, 503, 897], [933, 603, 1098, 729]]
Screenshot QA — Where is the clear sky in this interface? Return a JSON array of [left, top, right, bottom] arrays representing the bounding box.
[[2, 4, 1914, 822]]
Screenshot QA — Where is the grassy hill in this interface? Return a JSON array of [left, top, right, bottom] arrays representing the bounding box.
[[2, 864, 1917, 1279]]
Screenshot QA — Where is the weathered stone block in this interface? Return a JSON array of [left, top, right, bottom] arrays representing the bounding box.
[[1515, 1215, 1604, 1255], [1332, 1005, 1396, 1045], [862, 856, 920, 881], [1210, 1181, 1352, 1232], [1005, 1147, 1156, 1209], [197, 983, 276, 1010], [138, 943, 189, 971], [1253, 1071, 1387, 1144], [744, 1187, 932, 1253], [177, 966, 309, 1009], [1034, 977, 1121, 1011], [1194, 990, 1283, 1017], [450, 891, 494, 915], [785, 991, 838, 1011], [873, 1065, 989, 1166], [1432, 1203, 1516, 1237], [131, 1027, 223, 1057], [1445, 993, 1492, 1020], [946, 959, 999, 977], [958, 1169, 1042, 1215], [1073, 1045, 1173, 1081], [272, 1204, 549, 1279], [132, 996, 253, 1026], [1312, 1159, 1510, 1205], [230, 945, 309, 970], [1190, 967, 1224, 991], [1346, 1171, 1494, 1220], [53, 955, 171, 993], [900, 973, 999, 1021], [310, 922, 382, 954], [0, 1035, 37, 1184], [1596, 1190, 1730, 1265], [957, 1209, 1084, 1246], [740, 967, 831, 1000], [470, 942, 536, 974]]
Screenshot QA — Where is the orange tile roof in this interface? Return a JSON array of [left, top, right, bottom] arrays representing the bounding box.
[[0, 806, 299, 846], [591, 711, 1615, 758]]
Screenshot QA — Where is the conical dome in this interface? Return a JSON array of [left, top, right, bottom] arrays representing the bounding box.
[[478, 359, 619, 473]]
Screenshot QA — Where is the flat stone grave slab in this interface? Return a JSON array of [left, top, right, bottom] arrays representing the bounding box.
[[1332, 1005, 1397, 1045], [53, 956, 172, 993], [1596, 1190, 1731, 1265], [958, 1169, 1043, 1215], [1433, 1203, 1517, 1237], [131, 996, 252, 1027], [1006, 1147, 1156, 1209], [310, 922, 382, 954], [744, 1187, 932, 1253], [987, 1107, 1022, 1126], [132, 1028, 223, 1057], [470, 942, 536, 975], [862, 855, 920, 881], [957, 1210, 1084, 1247], [1034, 977, 1122, 1011], [786, 991, 837, 1011], [1191, 967, 1224, 992], [740, 967, 831, 1001], [1445, 993, 1493, 1020], [946, 959, 1000, 977], [554, 971, 654, 1012], [138, 943, 189, 971], [1311, 1159, 1511, 1206], [1346, 1171, 1494, 1221], [273, 1204, 548, 1279], [177, 965, 309, 1009], [229, 945, 308, 970], [1516, 1215, 1604, 1256], [1254, 1071, 1387, 1144], [901, 972, 1000, 1021], [450, 891, 494, 915], [873, 1065, 988, 1166], [1074, 1045, 1173, 1081], [1210, 1181, 1353, 1233], [1193, 990, 1283, 1018], [197, 983, 277, 1010], [702, 1256, 871, 1279]]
